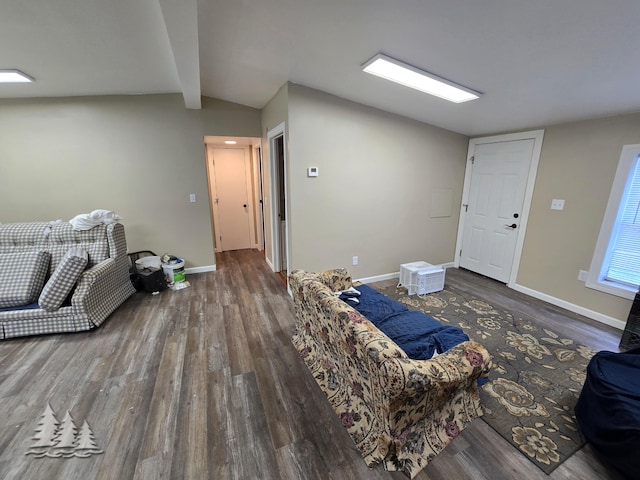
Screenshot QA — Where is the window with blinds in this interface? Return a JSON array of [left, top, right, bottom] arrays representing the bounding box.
[[605, 155, 640, 287], [588, 145, 640, 299]]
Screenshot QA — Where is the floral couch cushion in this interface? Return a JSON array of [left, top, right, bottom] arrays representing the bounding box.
[[0, 251, 51, 308]]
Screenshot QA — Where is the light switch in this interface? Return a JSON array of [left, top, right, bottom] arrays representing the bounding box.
[[189, 194, 196, 203], [551, 199, 565, 210]]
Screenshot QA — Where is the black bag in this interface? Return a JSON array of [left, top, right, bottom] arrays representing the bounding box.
[[128, 250, 167, 293], [575, 347, 640, 479]]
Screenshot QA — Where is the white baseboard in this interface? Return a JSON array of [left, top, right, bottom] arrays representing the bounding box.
[[356, 272, 400, 284], [512, 283, 626, 331], [185, 265, 216, 275], [266, 258, 274, 272], [355, 262, 454, 285]]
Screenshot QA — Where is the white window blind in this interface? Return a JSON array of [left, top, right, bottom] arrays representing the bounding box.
[[605, 155, 640, 287]]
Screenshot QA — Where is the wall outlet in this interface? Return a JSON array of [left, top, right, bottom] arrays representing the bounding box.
[[551, 199, 565, 210], [189, 193, 196, 203], [352, 256, 358, 266], [578, 270, 589, 282]]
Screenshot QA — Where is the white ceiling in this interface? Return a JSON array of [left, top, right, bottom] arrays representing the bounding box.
[[2, 0, 640, 136]]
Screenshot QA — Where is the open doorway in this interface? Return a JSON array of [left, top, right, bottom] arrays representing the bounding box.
[[253, 143, 266, 252], [267, 123, 289, 284], [275, 135, 286, 280], [204, 136, 264, 257]]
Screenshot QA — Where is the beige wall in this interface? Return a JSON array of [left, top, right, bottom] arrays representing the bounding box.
[[260, 83, 289, 269], [4, 85, 632, 325], [516, 113, 640, 321], [276, 83, 634, 324], [286, 84, 469, 278], [0, 94, 261, 268]]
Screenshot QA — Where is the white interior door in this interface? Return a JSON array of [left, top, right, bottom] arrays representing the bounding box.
[[459, 137, 537, 283], [211, 147, 252, 251]]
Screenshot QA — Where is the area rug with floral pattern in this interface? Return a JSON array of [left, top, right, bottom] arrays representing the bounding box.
[[372, 282, 597, 475]]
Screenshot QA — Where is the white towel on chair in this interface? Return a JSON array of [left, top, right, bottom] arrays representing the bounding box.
[[69, 210, 122, 230], [89, 209, 121, 224]]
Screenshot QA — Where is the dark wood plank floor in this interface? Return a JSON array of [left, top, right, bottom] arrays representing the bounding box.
[[0, 250, 626, 479]]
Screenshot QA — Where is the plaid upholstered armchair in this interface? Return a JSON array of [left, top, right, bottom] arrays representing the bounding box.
[[0, 222, 135, 339]]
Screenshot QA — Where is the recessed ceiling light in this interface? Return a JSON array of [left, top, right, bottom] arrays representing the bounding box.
[[224, 140, 237, 145], [0, 70, 34, 83], [362, 54, 480, 103]]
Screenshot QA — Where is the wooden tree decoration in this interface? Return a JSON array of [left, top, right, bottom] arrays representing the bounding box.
[[26, 403, 60, 457], [48, 411, 78, 457], [74, 420, 104, 457], [26, 403, 103, 458]]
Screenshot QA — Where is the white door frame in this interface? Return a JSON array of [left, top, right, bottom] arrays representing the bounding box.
[[206, 145, 256, 253], [454, 129, 545, 287], [267, 122, 290, 274], [252, 141, 265, 251]]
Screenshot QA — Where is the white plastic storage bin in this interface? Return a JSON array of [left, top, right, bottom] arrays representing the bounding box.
[[162, 259, 185, 283], [399, 261, 445, 295]]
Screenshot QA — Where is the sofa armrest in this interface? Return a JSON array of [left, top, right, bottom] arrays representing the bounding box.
[[71, 256, 134, 325], [290, 268, 353, 292], [375, 341, 490, 474], [378, 340, 491, 431], [318, 268, 352, 291], [71, 258, 116, 307], [382, 341, 491, 397], [106, 223, 129, 259]]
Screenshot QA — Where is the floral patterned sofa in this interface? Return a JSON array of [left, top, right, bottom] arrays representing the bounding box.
[[0, 221, 135, 339], [290, 268, 491, 478]]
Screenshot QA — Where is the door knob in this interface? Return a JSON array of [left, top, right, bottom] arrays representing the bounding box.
[[243, 204, 247, 208], [505, 223, 517, 229]]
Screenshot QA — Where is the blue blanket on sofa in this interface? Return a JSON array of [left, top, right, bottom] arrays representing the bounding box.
[[352, 284, 469, 360]]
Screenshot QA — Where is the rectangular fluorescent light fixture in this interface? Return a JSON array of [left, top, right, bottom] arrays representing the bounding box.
[[0, 69, 34, 83], [224, 140, 237, 145], [362, 54, 480, 103]]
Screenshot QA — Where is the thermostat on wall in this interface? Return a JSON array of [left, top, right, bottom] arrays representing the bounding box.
[[307, 167, 319, 177]]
